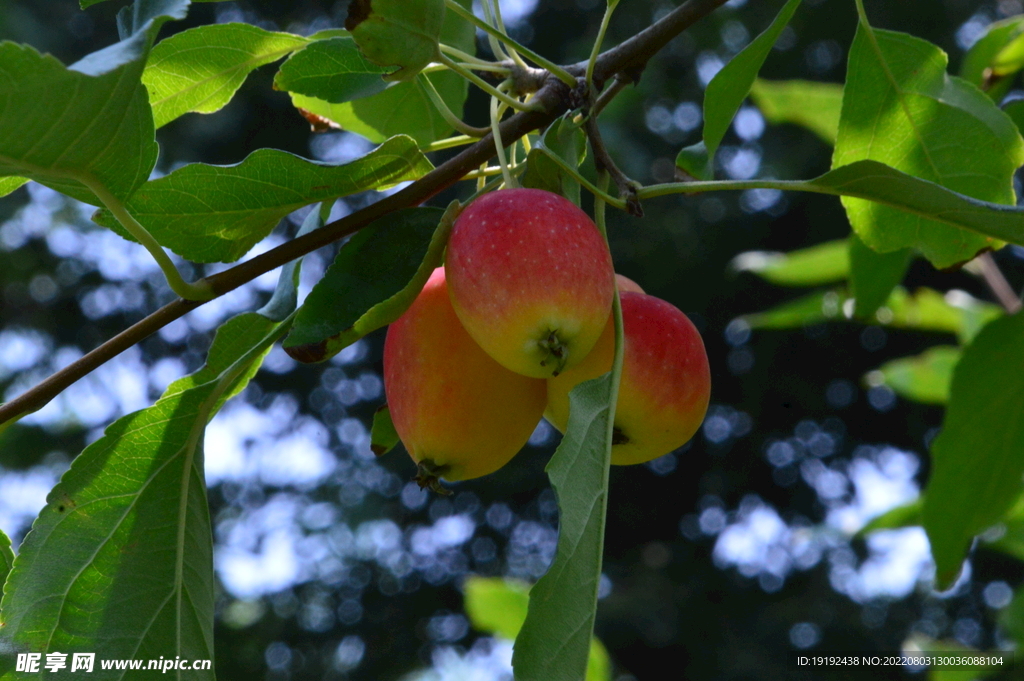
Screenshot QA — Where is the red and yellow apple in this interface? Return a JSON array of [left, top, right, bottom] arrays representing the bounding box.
[[445, 188, 615, 378], [545, 291, 711, 465], [383, 268, 547, 484]]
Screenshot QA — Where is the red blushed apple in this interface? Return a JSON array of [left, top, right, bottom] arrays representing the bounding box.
[[445, 188, 615, 379], [383, 268, 547, 486], [545, 291, 711, 465]]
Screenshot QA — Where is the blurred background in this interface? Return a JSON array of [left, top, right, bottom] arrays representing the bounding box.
[[1, 0, 1023, 679]]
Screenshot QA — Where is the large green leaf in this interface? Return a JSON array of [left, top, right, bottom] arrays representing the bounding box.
[[0, 1, 187, 205], [870, 345, 960, 404], [833, 24, 1024, 268], [923, 312, 1024, 588], [274, 36, 389, 103], [0, 311, 284, 679], [464, 576, 610, 681], [144, 23, 310, 128], [0, 529, 12, 592], [848, 234, 912, 318], [290, 0, 472, 147], [513, 372, 617, 681], [749, 78, 843, 144], [701, 0, 802, 163], [93, 137, 432, 263], [283, 206, 448, 361], [730, 239, 849, 287]]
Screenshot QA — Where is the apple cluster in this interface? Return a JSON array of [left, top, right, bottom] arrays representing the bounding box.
[[383, 188, 711, 488]]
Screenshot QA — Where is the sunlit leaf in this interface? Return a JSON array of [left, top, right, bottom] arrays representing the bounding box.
[[701, 0, 802, 163], [289, 0, 472, 147], [283, 206, 448, 361], [144, 23, 310, 128], [0, 177, 27, 198], [923, 312, 1024, 587], [833, 24, 1024, 268], [93, 137, 432, 263], [848, 234, 912, 318], [0, 311, 285, 678], [857, 498, 922, 537], [274, 36, 389, 104], [959, 15, 1024, 101], [869, 345, 960, 404], [730, 239, 849, 287], [743, 286, 1002, 341], [0, 1, 187, 205], [749, 78, 843, 144]]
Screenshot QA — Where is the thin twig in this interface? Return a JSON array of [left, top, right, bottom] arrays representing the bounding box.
[[974, 252, 1023, 314], [585, 114, 643, 216], [0, 0, 732, 427]]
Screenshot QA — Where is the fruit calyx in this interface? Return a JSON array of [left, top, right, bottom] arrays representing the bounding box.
[[537, 330, 569, 376], [414, 459, 453, 496], [611, 427, 630, 446]]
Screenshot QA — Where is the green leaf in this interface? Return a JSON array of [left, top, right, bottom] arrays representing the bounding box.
[[833, 24, 1024, 268], [464, 576, 531, 640], [923, 312, 1024, 588], [701, 0, 802, 162], [523, 115, 587, 205], [144, 23, 310, 128], [93, 137, 432, 263], [749, 78, 843, 144], [290, 0, 472, 147], [370, 405, 400, 457], [674, 141, 711, 182], [857, 498, 922, 537], [743, 285, 1002, 341], [0, 528, 13, 591], [283, 204, 451, 361], [513, 372, 615, 681], [0, 177, 27, 198], [959, 16, 1024, 101], [981, 493, 1024, 561], [869, 345, 960, 404], [0, 311, 285, 676], [274, 36, 389, 104], [464, 577, 610, 681], [345, 0, 445, 81], [0, 2, 187, 205], [1004, 99, 1024, 136], [730, 239, 849, 287], [1000, 583, 1024, 648], [848, 234, 912, 318]]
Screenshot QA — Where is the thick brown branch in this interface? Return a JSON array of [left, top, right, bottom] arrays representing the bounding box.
[[0, 0, 730, 427]]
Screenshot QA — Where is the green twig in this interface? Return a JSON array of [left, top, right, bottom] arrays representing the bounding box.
[[438, 53, 539, 111], [535, 146, 627, 209], [444, 0, 578, 87], [82, 177, 213, 301], [417, 74, 490, 137], [491, 83, 516, 188], [422, 135, 478, 152], [587, 0, 620, 90]]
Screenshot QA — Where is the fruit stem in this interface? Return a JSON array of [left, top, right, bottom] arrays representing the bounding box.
[[414, 460, 453, 496], [437, 53, 539, 112], [490, 81, 517, 188], [417, 74, 491, 137], [535, 146, 626, 209], [485, 0, 529, 71], [422, 135, 478, 153], [82, 175, 214, 301], [586, 0, 620, 91]]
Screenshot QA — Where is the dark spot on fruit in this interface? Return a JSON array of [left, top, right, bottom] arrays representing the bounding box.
[[612, 427, 629, 445]]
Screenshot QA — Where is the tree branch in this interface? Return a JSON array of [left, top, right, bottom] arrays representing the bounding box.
[[0, 0, 731, 427]]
